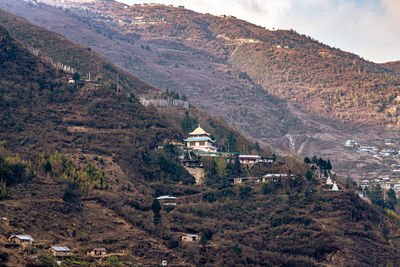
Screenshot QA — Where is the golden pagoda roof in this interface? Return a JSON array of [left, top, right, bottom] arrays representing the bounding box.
[[189, 125, 210, 136]]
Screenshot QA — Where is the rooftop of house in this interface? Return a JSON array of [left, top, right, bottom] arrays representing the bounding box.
[[93, 248, 107, 252], [169, 141, 185, 146], [263, 174, 288, 177], [10, 235, 34, 242], [238, 155, 261, 158], [157, 195, 178, 200], [51, 246, 71, 252]]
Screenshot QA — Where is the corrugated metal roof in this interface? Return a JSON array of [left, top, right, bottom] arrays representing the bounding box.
[[157, 195, 177, 200], [238, 155, 261, 158], [51, 246, 70, 252], [11, 235, 34, 242]]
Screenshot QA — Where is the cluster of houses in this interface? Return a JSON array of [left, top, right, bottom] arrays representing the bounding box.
[[345, 139, 400, 175], [154, 125, 275, 185], [181, 125, 271, 165], [157, 125, 272, 168], [62, 2, 169, 27], [345, 139, 400, 159], [131, 3, 185, 8], [360, 176, 400, 198], [230, 174, 289, 185], [8, 234, 108, 261], [140, 97, 189, 109]]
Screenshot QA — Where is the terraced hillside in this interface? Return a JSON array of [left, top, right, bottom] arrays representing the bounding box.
[[28, 0, 400, 126], [2, 0, 400, 182], [2, 10, 400, 267]]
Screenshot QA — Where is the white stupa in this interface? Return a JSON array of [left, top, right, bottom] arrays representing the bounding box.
[[326, 176, 333, 185], [332, 182, 339, 191]]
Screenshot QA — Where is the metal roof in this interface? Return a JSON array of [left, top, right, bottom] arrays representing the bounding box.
[[157, 195, 178, 200], [51, 246, 70, 252], [238, 155, 261, 158], [11, 235, 34, 242]]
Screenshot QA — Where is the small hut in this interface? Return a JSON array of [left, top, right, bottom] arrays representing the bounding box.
[[89, 248, 107, 257], [50, 246, 72, 257], [181, 234, 200, 242]]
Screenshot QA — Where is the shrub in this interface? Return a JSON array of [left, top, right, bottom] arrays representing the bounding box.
[[39, 152, 109, 191]]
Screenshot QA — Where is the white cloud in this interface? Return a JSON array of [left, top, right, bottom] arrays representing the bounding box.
[[118, 0, 400, 63]]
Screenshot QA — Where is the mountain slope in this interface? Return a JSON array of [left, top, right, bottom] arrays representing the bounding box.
[[0, 23, 193, 266], [2, 12, 400, 267], [2, 0, 399, 183], [0, 0, 301, 141], [26, 0, 400, 126], [381, 61, 400, 77]]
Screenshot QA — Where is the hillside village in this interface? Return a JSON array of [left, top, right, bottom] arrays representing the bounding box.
[[0, 54, 347, 263], [345, 138, 400, 196], [3, 1, 400, 266], [1, 116, 346, 266]]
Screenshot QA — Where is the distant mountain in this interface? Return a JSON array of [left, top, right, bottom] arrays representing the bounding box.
[[24, 0, 400, 127], [381, 61, 400, 77]]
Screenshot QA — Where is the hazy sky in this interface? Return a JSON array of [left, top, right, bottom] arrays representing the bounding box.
[[118, 0, 400, 63]]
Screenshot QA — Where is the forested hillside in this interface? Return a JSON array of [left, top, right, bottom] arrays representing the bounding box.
[[23, 0, 400, 126], [1, 4, 400, 266], [2, 0, 399, 183]]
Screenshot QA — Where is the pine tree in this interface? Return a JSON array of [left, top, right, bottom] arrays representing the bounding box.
[[326, 160, 332, 171], [0, 180, 7, 200], [216, 156, 228, 183], [72, 72, 80, 82], [254, 142, 260, 152], [226, 132, 237, 152], [386, 188, 397, 211], [305, 170, 313, 180], [151, 199, 161, 225], [369, 185, 386, 209]]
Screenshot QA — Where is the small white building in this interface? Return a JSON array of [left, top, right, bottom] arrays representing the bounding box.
[[262, 174, 287, 183], [360, 180, 370, 189], [157, 195, 178, 206], [51, 246, 72, 257], [238, 155, 261, 164], [345, 140, 359, 148], [259, 158, 274, 163], [181, 234, 200, 242], [89, 248, 107, 257], [393, 170, 400, 175], [332, 182, 339, 191], [9, 235, 34, 248]]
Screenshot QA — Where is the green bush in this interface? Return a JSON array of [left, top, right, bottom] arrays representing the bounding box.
[[0, 152, 32, 186], [39, 151, 109, 191]]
